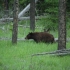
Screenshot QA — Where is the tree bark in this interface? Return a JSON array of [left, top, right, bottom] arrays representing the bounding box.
[[4, 0, 9, 18], [30, 0, 35, 31], [58, 0, 66, 50], [12, 0, 19, 44], [4, 0, 9, 10]]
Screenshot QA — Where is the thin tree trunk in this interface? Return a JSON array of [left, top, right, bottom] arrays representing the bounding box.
[[12, 0, 19, 44], [30, 0, 35, 31], [58, 0, 66, 50], [4, 0, 9, 18], [4, 0, 9, 10]]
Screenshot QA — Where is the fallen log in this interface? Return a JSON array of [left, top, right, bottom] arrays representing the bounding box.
[[0, 16, 47, 22], [18, 0, 38, 17], [32, 49, 70, 56], [0, 37, 70, 42], [0, 37, 25, 41]]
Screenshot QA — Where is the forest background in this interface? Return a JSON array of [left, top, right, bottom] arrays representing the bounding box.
[[0, 0, 70, 30]]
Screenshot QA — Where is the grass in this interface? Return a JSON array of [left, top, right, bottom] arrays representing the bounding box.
[[0, 40, 70, 70], [0, 23, 70, 70]]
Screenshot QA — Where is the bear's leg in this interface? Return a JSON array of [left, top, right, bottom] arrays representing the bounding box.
[[34, 39, 40, 43]]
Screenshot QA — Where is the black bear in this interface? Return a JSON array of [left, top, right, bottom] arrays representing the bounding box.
[[25, 32, 54, 43]]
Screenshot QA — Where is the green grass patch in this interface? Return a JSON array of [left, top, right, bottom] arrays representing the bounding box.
[[0, 40, 70, 70]]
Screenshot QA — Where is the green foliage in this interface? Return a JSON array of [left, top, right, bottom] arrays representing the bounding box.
[[36, 14, 58, 31], [45, 0, 58, 2], [0, 0, 70, 13], [19, 0, 30, 9], [45, 7, 58, 14], [35, 0, 59, 29], [67, 0, 70, 12], [19, 0, 26, 4], [36, 0, 58, 14]]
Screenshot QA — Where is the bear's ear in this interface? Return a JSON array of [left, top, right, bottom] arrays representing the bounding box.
[[29, 32, 33, 35]]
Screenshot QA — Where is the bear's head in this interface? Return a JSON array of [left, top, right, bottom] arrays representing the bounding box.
[[25, 32, 34, 39]]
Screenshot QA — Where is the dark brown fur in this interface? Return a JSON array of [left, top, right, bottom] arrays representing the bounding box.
[[25, 32, 54, 43]]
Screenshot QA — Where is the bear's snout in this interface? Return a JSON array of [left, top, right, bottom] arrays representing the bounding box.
[[25, 37, 27, 39]]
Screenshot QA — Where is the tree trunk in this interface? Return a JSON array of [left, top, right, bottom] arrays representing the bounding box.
[[12, 0, 19, 44], [4, 0, 9, 10], [4, 0, 9, 18], [30, 0, 35, 31], [58, 0, 66, 50]]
